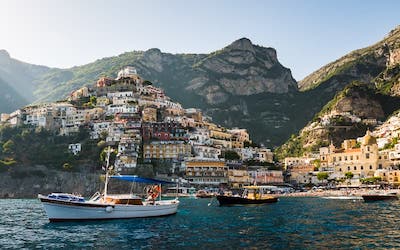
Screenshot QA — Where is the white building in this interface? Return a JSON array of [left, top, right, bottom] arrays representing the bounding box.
[[117, 66, 137, 79], [189, 128, 212, 146], [192, 145, 221, 159], [68, 143, 82, 155], [107, 91, 134, 99], [106, 104, 138, 115]]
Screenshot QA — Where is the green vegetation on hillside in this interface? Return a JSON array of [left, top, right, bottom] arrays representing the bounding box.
[[0, 125, 102, 172]]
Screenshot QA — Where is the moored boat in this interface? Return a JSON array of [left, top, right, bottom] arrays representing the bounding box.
[[362, 193, 399, 202], [216, 186, 278, 206], [38, 147, 179, 222], [164, 186, 196, 198], [196, 189, 215, 198], [38, 176, 179, 222], [321, 196, 363, 200]]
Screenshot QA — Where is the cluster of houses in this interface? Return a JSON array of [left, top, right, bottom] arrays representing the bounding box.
[[0, 66, 280, 188], [285, 129, 400, 187]]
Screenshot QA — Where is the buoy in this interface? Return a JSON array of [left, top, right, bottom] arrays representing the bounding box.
[[105, 206, 114, 213]]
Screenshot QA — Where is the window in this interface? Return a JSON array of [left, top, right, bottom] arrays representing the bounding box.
[[348, 166, 350, 171], [369, 165, 372, 170], [354, 166, 357, 171], [361, 166, 364, 170], [333, 157, 336, 162], [339, 157, 342, 161], [339, 168, 342, 172], [378, 164, 382, 169], [366, 153, 370, 159], [350, 156, 353, 161], [345, 156, 348, 161]]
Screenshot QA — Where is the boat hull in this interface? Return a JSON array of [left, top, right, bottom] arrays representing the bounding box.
[[362, 194, 399, 202], [216, 195, 278, 206], [39, 196, 179, 222], [321, 196, 363, 200]]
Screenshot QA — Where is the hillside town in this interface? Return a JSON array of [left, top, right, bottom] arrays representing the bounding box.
[[0, 66, 279, 189], [285, 127, 400, 187], [3, 67, 400, 190]]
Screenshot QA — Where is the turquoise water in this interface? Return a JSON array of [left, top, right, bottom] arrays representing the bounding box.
[[1, 197, 400, 249]]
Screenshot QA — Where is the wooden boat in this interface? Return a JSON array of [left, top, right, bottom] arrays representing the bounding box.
[[38, 176, 179, 222], [362, 193, 399, 202], [216, 186, 278, 206], [38, 148, 179, 222]]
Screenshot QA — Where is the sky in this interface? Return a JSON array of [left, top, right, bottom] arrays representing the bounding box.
[[0, 0, 399, 80]]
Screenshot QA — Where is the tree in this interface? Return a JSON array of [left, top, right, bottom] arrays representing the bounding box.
[[223, 150, 240, 160], [317, 172, 329, 181], [313, 159, 321, 170], [345, 172, 354, 179], [2, 139, 15, 155], [63, 162, 73, 171], [345, 172, 354, 186]]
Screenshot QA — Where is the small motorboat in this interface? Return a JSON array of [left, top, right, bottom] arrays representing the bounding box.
[[362, 193, 399, 202], [216, 186, 278, 206], [196, 190, 214, 198]]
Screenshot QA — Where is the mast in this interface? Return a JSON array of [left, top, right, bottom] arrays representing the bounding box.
[[104, 146, 111, 198]]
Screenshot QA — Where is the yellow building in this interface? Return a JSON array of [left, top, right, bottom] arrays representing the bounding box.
[[210, 129, 232, 140], [376, 169, 400, 186], [142, 107, 157, 122], [319, 131, 383, 179], [228, 128, 250, 143], [143, 141, 191, 159], [185, 159, 228, 186], [228, 169, 251, 188]]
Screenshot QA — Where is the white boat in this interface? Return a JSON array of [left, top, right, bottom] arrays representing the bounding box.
[[321, 196, 363, 200], [38, 175, 179, 222], [39, 148, 179, 222], [164, 186, 196, 197]]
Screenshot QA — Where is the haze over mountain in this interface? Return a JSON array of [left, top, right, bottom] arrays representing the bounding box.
[[1, 26, 400, 149]]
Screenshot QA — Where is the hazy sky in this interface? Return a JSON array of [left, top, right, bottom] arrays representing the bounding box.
[[0, 0, 399, 80]]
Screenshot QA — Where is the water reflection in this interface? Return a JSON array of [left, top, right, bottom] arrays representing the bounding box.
[[1, 198, 400, 249]]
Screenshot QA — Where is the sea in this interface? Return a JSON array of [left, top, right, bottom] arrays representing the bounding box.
[[1, 197, 400, 249]]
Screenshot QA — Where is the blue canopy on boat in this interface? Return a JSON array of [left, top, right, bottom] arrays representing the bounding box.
[[109, 175, 175, 184]]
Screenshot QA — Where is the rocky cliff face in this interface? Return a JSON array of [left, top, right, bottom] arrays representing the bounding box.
[[299, 26, 400, 93], [190, 38, 297, 104], [0, 166, 103, 198], [275, 26, 400, 159]]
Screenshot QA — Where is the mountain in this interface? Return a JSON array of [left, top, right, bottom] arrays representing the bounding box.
[[276, 26, 400, 159], [0, 38, 303, 146], [0, 49, 52, 112], [0, 76, 27, 113], [2, 26, 400, 148]]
